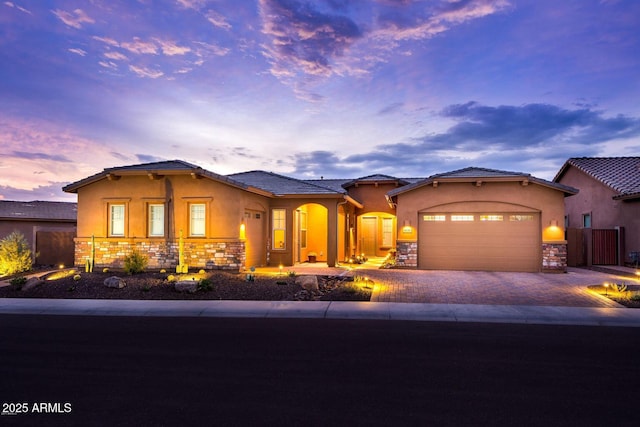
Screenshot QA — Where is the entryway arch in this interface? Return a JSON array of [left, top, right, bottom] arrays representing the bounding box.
[[293, 203, 328, 263]]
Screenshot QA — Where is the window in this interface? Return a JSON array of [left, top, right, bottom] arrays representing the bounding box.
[[480, 214, 503, 222], [382, 217, 393, 247], [582, 213, 591, 228], [110, 204, 125, 236], [190, 203, 206, 237], [509, 214, 534, 222], [149, 204, 165, 237], [272, 209, 286, 250], [451, 214, 474, 222], [299, 211, 307, 249], [423, 215, 446, 222]]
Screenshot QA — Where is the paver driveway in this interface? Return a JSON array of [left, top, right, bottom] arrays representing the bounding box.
[[359, 267, 625, 307]]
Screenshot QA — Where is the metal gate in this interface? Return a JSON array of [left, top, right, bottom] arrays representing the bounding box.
[[592, 229, 617, 265]]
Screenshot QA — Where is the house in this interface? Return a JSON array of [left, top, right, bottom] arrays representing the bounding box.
[[63, 161, 575, 273], [62, 161, 361, 270], [554, 157, 640, 267], [0, 200, 77, 267]]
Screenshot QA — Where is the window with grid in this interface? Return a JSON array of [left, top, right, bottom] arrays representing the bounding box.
[[110, 204, 125, 236], [149, 204, 165, 237], [272, 209, 286, 250], [190, 203, 206, 237]]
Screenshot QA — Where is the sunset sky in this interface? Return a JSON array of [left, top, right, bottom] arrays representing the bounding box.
[[1, 0, 639, 201]]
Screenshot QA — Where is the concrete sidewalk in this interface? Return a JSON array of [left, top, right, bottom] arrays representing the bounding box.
[[1, 298, 640, 327]]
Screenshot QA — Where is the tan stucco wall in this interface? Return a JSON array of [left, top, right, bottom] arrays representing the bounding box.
[[396, 181, 566, 239], [74, 174, 269, 269], [558, 166, 640, 263]]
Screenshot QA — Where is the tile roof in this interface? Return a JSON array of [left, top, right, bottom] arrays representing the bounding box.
[[63, 160, 251, 194], [228, 171, 346, 196], [554, 157, 640, 199], [0, 200, 77, 221], [388, 167, 578, 197]]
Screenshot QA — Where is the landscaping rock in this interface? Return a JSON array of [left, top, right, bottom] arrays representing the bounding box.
[[175, 280, 197, 293], [22, 277, 44, 291], [104, 276, 126, 289], [295, 275, 319, 292]]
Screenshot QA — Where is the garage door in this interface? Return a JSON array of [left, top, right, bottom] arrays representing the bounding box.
[[418, 212, 540, 272]]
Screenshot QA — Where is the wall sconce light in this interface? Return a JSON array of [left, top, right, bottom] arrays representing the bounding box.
[[402, 219, 412, 233], [550, 219, 558, 227]]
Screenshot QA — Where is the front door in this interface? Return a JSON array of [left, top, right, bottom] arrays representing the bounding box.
[[361, 217, 377, 256]]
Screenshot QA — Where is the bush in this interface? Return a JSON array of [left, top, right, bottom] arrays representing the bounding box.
[[197, 278, 212, 292], [0, 231, 34, 276], [10, 276, 27, 287], [123, 250, 148, 274]]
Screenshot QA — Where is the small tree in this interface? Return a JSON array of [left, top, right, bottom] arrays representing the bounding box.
[[0, 231, 34, 276]]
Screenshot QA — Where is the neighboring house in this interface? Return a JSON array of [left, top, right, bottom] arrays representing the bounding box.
[[63, 161, 575, 273], [554, 157, 640, 267], [0, 200, 77, 267]]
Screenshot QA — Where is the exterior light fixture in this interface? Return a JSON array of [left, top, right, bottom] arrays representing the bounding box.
[[550, 219, 558, 227], [604, 282, 609, 296], [402, 219, 412, 233]]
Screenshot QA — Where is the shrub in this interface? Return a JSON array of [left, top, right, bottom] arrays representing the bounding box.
[[103, 268, 110, 273], [123, 250, 148, 275], [73, 274, 81, 281], [167, 275, 177, 283], [197, 278, 212, 292], [10, 276, 27, 287], [0, 231, 34, 276]]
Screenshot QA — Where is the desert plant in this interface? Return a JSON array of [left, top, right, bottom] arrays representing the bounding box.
[[123, 250, 148, 274], [197, 278, 212, 292], [103, 267, 110, 273], [0, 231, 34, 276], [10, 276, 27, 287], [610, 282, 628, 293], [167, 274, 177, 282], [288, 270, 297, 277], [73, 274, 81, 281]]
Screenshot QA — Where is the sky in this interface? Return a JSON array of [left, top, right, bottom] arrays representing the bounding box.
[[1, 0, 639, 201]]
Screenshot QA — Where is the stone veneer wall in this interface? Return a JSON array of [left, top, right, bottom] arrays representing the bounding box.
[[542, 242, 567, 273], [74, 238, 245, 271], [395, 241, 418, 268], [396, 241, 567, 272]]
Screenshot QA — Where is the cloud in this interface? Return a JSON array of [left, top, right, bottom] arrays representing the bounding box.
[[4, 1, 32, 15], [93, 36, 120, 47], [68, 48, 87, 56], [206, 10, 232, 30], [104, 51, 128, 61], [129, 65, 164, 79], [374, 0, 510, 41], [121, 37, 158, 54], [259, 0, 363, 81], [11, 151, 72, 163], [136, 154, 165, 163], [378, 102, 404, 115], [51, 8, 95, 29], [0, 183, 76, 202], [155, 39, 191, 56], [286, 102, 640, 180]]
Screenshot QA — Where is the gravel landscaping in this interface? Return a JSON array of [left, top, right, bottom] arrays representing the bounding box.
[[0, 269, 372, 302]]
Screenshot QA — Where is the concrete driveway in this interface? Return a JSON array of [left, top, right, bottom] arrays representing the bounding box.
[[358, 267, 626, 308]]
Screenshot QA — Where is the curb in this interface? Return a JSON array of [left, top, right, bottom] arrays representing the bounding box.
[[1, 298, 639, 327]]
